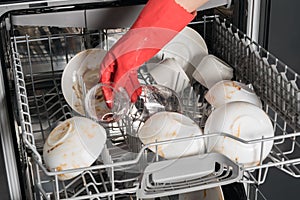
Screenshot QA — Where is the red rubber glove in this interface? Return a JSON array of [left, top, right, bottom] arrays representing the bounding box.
[[99, 0, 196, 108]]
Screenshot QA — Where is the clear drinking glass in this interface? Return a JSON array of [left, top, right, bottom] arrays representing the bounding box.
[[84, 83, 130, 123]]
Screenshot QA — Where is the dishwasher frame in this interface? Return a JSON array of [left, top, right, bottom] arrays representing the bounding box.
[[0, 1, 248, 199], [7, 14, 300, 199]]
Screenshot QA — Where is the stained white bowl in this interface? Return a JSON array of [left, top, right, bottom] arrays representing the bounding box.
[[158, 26, 208, 62], [43, 116, 106, 180], [204, 102, 274, 167], [157, 26, 208, 81], [149, 58, 190, 93], [138, 112, 205, 159], [205, 80, 262, 108], [192, 55, 233, 89]]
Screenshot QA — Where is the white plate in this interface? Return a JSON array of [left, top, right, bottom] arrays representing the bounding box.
[[62, 48, 107, 115], [138, 112, 205, 159], [179, 26, 208, 52], [157, 26, 208, 79]]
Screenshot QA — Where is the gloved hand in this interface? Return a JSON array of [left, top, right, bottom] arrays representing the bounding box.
[[99, 0, 200, 108]]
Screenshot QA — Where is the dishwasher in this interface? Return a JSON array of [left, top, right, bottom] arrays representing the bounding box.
[[0, 0, 299, 199]]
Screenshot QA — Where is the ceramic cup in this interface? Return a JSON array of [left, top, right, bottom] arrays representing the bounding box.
[[204, 102, 274, 167], [43, 116, 107, 180], [205, 80, 262, 108], [192, 55, 233, 89], [138, 111, 205, 159], [149, 58, 190, 93]]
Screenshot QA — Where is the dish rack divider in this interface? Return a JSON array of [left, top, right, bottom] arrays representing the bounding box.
[[10, 15, 300, 200]]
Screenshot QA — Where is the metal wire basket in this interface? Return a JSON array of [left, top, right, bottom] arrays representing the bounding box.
[[11, 15, 300, 200]]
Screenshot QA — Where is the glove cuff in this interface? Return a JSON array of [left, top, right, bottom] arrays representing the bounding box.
[[132, 0, 195, 32]]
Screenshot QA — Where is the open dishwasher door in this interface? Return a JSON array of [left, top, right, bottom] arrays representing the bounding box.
[[0, 0, 299, 200]]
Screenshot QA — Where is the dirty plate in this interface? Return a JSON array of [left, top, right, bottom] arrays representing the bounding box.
[[43, 116, 106, 180], [62, 48, 107, 115], [138, 112, 205, 160]]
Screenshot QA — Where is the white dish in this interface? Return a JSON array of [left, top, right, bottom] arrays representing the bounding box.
[[179, 187, 224, 200], [205, 80, 262, 108], [149, 58, 190, 93], [157, 26, 208, 79], [192, 55, 233, 89], [62, 48, 107, 115], [138, 112, 205, 160], [179, 26, 208, 52], [43, 116, 106, 180], [204, 102, 274, 167]]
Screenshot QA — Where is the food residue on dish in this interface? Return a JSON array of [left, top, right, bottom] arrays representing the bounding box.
[[47, 121, 74, 152], [224, 81, 242, 90], [47, 142, 63, 153], [84, 130, 95, 139], [203, 189, 207, 198], [235, 157, 239, 163], [51, 121, 73, 141], [89, 86, 111, 120], [81, 67, 99, 90], [102, 113, 115, 122], [164, 131, 177, 138], [237, 125, 241, 138], [56, 163, 68, 171], [225, 90, 235, 100], [230, 117, 242, 138], [72, 164, 80, 169], [157, 146, 165, 158]]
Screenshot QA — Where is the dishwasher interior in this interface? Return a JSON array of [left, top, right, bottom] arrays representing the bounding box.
[[2, 3, 300, 200]]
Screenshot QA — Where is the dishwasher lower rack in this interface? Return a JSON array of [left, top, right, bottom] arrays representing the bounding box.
[[10, 16, 300, 199]]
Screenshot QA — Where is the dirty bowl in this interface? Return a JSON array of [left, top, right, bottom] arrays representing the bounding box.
[[149, 58, 190, 93], [205, 80, 262, 108], [138, 112, 205, 159], [156, 26, 208, 81], [192, 55, 233, 89], [204, 102, 274, 167], [43, 116, 106, 180]]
